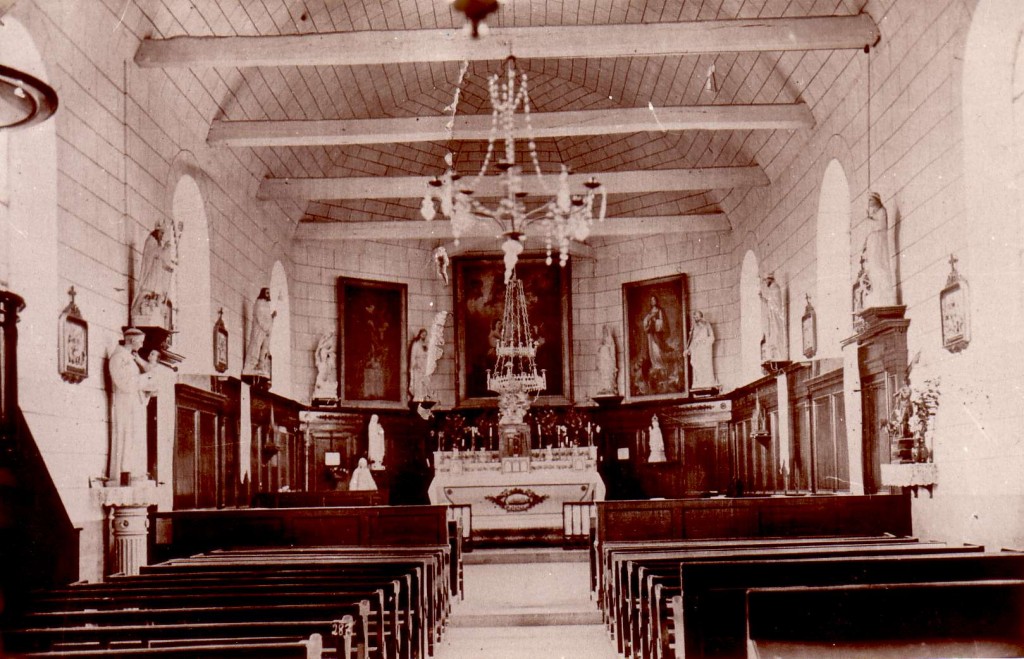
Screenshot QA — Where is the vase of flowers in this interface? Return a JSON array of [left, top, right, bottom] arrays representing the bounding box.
[[886, 377, 940, 463]]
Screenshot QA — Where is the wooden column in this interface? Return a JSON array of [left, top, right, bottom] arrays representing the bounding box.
[[842, 306, 910, 495]]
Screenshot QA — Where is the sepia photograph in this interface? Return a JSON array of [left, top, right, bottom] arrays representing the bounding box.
[[1, 1, 1022, 657]]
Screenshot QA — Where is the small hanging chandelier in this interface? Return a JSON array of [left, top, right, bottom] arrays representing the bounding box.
[[486, 265, 546, 426], [420, 56, 607, 275]]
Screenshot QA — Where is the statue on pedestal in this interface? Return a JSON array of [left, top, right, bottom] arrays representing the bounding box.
[[368, 414, 385, 470], [857, 192, 897, 309], [596, 325, 619, 396], [312, 332, 338, 402], [243, 287, 275, 380], [130, 219, 179, 330], [647, 415, 666, 463], [108, 327, 149, 485], [408, 328, 430, 402], [685, 310, 717, 390], [760, 272, 786, 361]]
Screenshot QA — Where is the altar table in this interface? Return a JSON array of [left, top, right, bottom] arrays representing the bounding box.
[[428, 446, 605, 532]]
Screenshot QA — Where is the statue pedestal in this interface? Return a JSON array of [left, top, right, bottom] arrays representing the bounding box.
[[96, 483, 159, 577]]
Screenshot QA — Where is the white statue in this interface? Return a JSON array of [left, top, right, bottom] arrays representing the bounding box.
[[408, 328, 430, 402], [312, 332, 337, 401], [130, 220, 179, 328], [858, 192, 897, 309], [685, 310, 717, 389], [648, 415, 666, 463], [596, 325, 619, 396], [760, 272, 786, 361], [108, 327, 148, 484], [348, 457, 378, 491], [368, 414, 385, 470], [243, 287, 275, 378]]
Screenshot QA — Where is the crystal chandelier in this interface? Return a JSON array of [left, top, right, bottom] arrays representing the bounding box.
[[487, 269, 546, 425], [420, 56, 607, 275]]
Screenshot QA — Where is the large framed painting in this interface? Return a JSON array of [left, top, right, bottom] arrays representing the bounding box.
[[454, 256, 572, 407], [337, 277, 407, 407], [623, 274, 689, 401]]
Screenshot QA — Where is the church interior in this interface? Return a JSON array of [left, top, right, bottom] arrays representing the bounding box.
[[3, 0, 1024, 656]]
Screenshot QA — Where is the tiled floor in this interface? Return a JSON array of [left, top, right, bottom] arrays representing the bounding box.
[[435, 551, 618, 659]]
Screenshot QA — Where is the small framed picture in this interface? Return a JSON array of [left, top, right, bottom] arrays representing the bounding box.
[[213, 308, 229, 373], [801, 294, 817, 358], [58, 287, 88, 383], [940, 254, 970, 353]]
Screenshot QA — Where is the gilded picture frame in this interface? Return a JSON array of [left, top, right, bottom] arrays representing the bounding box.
[[453, 256, 572, 408], [622, 274, 689, 401], [337, 277, 407, 407]]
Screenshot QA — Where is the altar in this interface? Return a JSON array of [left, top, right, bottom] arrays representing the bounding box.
[[427, 446, 605, 533]]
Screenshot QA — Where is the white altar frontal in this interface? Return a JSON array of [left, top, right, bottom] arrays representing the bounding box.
[[428, 446, 605, 533]]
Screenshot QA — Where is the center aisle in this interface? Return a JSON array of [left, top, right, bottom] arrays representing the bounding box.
[[435, 548, 618, 659]]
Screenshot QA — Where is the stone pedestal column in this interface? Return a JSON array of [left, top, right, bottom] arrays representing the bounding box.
[[95, 483, 159, 578], [108, 504, 149, 576]]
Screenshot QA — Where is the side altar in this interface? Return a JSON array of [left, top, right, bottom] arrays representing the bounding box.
[[427, 443, 604, 533]]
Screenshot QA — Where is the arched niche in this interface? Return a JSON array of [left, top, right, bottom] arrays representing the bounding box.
[[0, 17, 60, 417], [170, 175, 212, 374], [269, 261, 293, 399], [814, 159, 852, 358], [739, 249, 762, 383]]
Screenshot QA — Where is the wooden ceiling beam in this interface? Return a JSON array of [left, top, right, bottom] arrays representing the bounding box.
[[292, 213, 730, 241], [258, 166, 769, 201], [209, 103, 813, 147], [136, 15, 879, 68]]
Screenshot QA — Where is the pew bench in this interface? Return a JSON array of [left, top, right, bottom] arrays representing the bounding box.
[[679, 551, 1024, 659], [150, 550, 446, 656], [15, 633, 324, 658], [614, 541, 978, 659], [745, 579, 1024, 659]]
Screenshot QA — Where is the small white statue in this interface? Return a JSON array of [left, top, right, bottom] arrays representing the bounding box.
[[408, 328, 430, 402], [858, 192, 897, 309], [433, 246, 450, 285], [648, 415, 666, 463], [312, 332, 337, 401], [759, 272, 786, 361], [685, 310, 717, 390], [596, 325, 619, 396], [368, 414, 385, 470], [348, 457, 378, 491], [243, 287, 275, 378]]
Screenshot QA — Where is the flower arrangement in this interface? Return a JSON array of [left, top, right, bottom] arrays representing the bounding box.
[[886, 375, 940, 463]]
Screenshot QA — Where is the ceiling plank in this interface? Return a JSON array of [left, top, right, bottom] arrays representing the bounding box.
[[209, 103, 814, 147], [293, 213, 731, 241], [258, 166, 769, 200], [137, 15, 879, 68]]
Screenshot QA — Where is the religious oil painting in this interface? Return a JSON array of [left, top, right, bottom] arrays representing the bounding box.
[[454, 256, 572, 407], [623, 274, 689, 401], [337, 277, 407, 407]]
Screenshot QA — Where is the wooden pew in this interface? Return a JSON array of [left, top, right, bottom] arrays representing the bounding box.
[[745, 579, 1024, 658], [599, 535, 911, 626], [678, 551, 1024, 659], [161, 547, 450, 650], [20, 582, 384, 658], [140, 555, 437, 658], [624, 542, 980, 659], [14, 633, 325, 658], [593, 494, 912, 600], [10, 620, 352, 659]]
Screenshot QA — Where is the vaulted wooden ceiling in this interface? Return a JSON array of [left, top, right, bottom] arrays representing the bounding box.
[[132, 0, 877, 241]]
